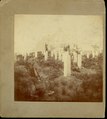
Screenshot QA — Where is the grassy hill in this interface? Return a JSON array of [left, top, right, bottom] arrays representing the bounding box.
[[14, 53, 103, 102]]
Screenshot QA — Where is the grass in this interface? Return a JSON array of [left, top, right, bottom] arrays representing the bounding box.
[[14, 54, 103, 102]]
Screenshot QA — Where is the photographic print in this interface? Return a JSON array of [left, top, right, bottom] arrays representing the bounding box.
[[14, 15, 103, 102]]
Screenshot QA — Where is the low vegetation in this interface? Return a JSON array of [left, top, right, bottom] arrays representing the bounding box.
[[14, 53, 103, 102]]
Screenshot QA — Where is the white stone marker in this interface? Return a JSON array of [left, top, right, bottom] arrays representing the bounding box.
[[53, 52, 55, 58], [55, 52, 57, 60], [44, 51, 48, 60], [87, 52, 90, 58], [62, 53, 64, 62], [63, 51, 71, 77], [58, 52, 62, 61], [57, 52, 59, 60], [95, 51, 98, 57], [61, 54, 63, 61], [73, 51, 78, 63], [24, 53, 28, 60], [25, 53, 28, 60], [51, 51, 53, 57], [35, 52, 37, 58], [77, 53, 82, 68], [92, 51, 95, 58]]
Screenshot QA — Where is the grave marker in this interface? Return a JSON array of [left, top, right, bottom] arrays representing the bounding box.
[[63, 51, 71, 77]]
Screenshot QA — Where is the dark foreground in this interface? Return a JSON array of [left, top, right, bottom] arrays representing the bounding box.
[[14, 53, 103, 102]]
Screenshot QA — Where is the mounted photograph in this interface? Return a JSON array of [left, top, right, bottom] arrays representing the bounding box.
[[14, 15, 103, 102]]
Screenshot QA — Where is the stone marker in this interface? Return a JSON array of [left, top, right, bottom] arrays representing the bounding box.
[[95, 51, 99, 57], [57, 52, 59, 60], [35, 52, 37, 58], [63, 51, 71, 77], [50, 51, 53, 57], [87, 52, 90, 58], [77, 53, 82, 68], [44, 51, 48, 60], [73, 51, 78, 63], [59, 52, 62, 61], [92, 51, 95, 58], [54, 52, 57, 60]]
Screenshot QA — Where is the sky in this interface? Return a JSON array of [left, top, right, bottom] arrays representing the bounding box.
[[14, 15, 103, 54]]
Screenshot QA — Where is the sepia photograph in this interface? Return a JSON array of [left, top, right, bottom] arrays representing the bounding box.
[[14, 15, 103, 102], [0, 0, 105, 117]]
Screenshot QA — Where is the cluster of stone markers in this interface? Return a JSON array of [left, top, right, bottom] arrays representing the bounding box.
[[15, 43, 100, 77]]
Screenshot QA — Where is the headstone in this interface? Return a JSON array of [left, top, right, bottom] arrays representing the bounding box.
[[54, 52, 57, 60], [95, 51, 98, 57], [63, 51, 71, 77], [59, 52, 62, 61], [77, 53, 82, 68], [35, 52, 37, 58], [92, 51, 95, 58], [87, 52, 90, 58], [73, 51, 78, 63], [53, 52, 55, 58], [50, 51, 53, 57], [57, 52, 59, 60], [44, 51, 48, 60]]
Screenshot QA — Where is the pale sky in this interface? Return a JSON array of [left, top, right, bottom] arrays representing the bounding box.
[[14, 15, 103, 54]]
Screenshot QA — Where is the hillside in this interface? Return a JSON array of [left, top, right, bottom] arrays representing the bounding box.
[[14, 53, 103, 102]]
